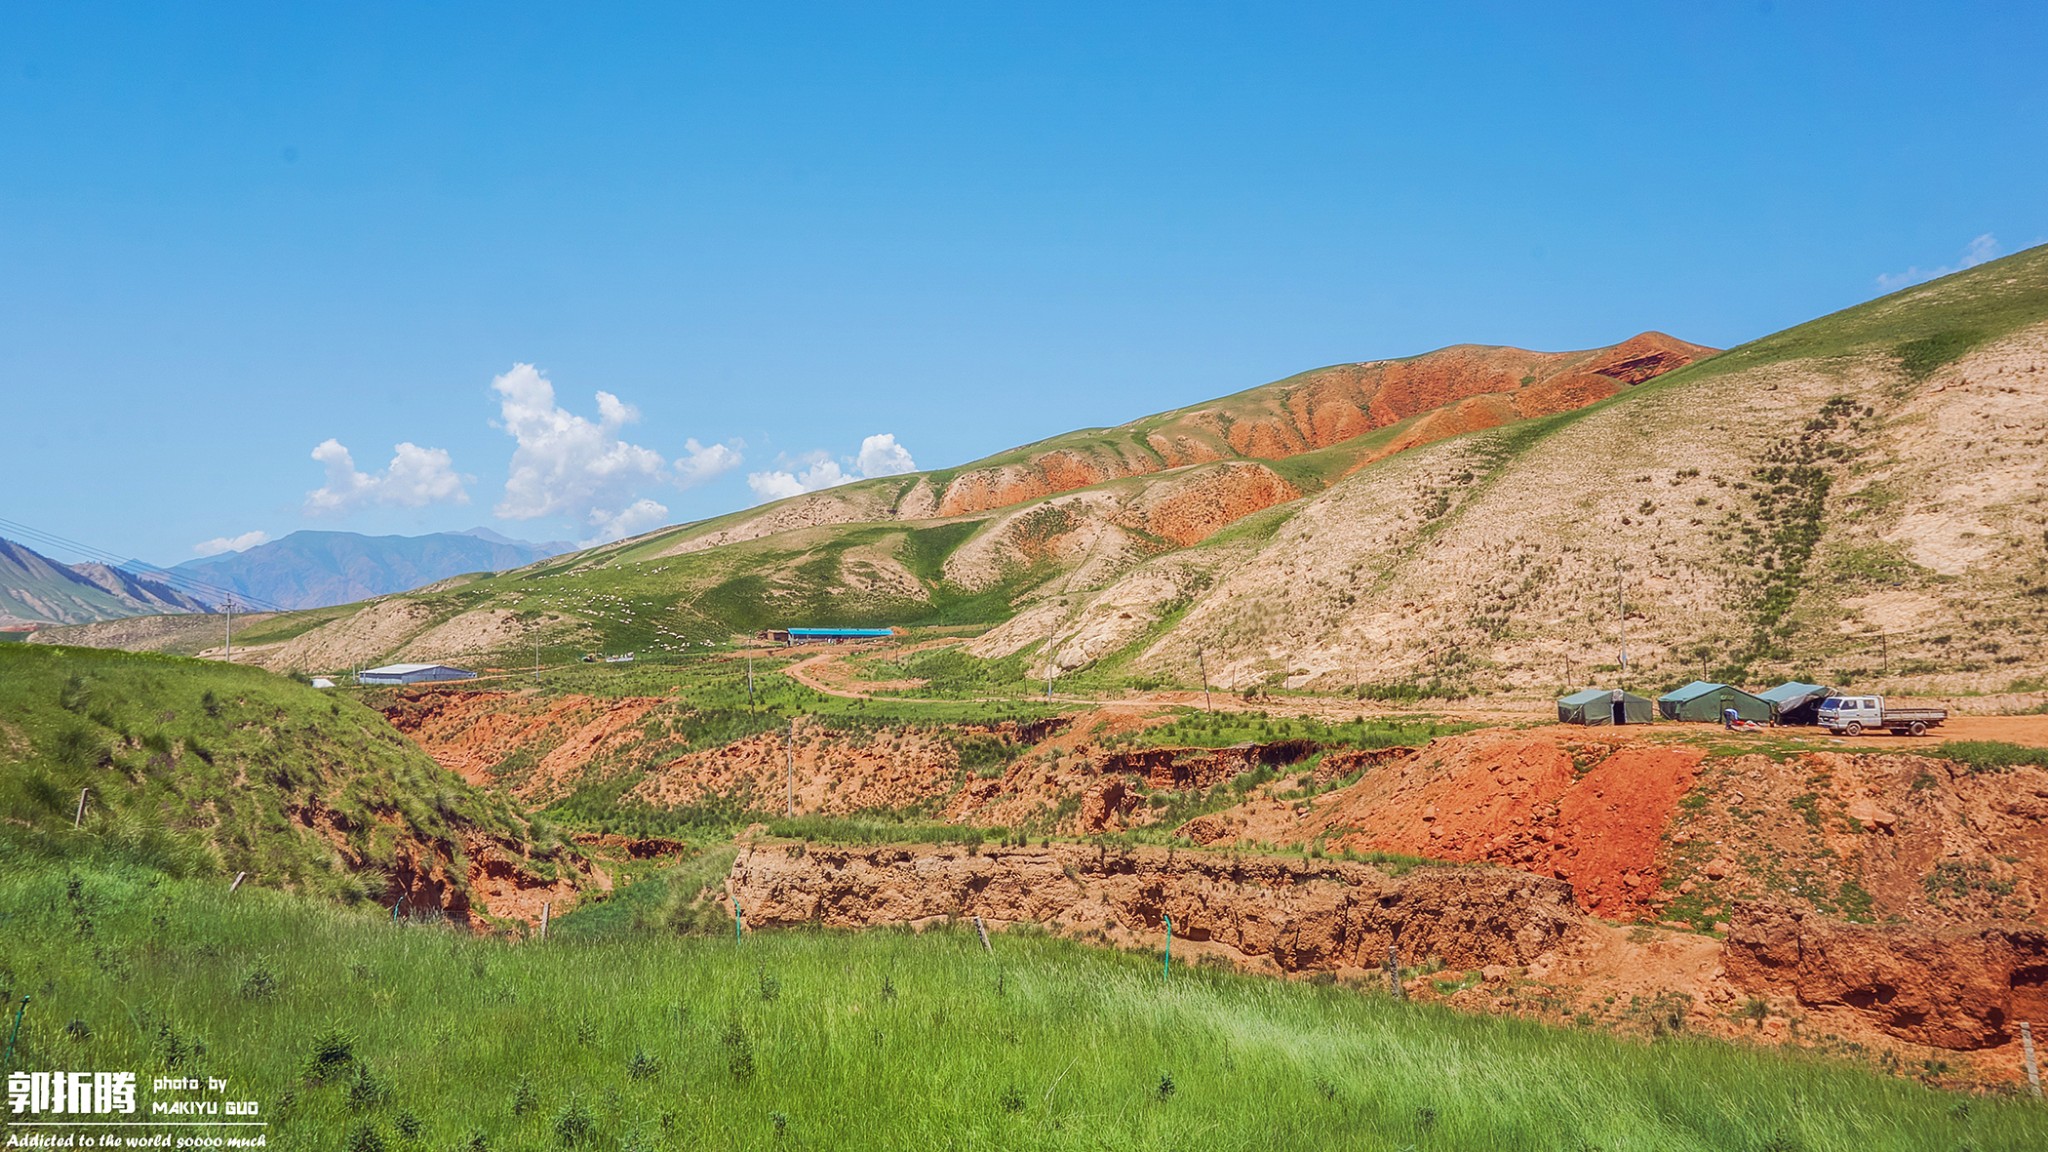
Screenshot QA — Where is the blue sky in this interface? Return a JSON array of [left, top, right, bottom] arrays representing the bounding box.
[[3, 2, 2042, 561]]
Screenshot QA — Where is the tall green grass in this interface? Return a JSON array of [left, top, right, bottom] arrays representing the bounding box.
[[4, 864, 2041, 1151]]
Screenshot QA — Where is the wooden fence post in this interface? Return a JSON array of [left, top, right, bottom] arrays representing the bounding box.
[[228, 872, 247, 893], [539, 901, 550, 940], [974, 916, 991, 953], [2024, 1021, 2043, 1100], [74, 789, 88, 829]]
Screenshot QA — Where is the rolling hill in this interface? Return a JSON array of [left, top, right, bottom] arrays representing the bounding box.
[[0, 643, 588, 923], [0, 536, 212, 625], [36, 244, 2048, 701]]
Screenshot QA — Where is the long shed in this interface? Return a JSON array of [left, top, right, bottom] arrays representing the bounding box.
[[1657, 681, 1770, 723], [1557, 687, 1654, 726], [357, 663, 477, 686]]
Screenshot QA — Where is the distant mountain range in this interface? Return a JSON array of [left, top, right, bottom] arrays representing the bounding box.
[[0, 537, 211, 626], [0, 528, 573, 625], [163, 529, 572, 611]]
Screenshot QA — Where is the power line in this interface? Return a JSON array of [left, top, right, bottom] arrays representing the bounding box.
[[0, 515, 290, 614]]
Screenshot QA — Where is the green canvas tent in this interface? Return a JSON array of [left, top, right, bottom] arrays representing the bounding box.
[[1557, 687, 1654, 726], [1757, 682, 1832, 725], [1657, 681, 1770, 723]]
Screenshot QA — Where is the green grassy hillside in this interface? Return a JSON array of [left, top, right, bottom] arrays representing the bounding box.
[[4, 862, 2040, 1151], [0, 645, 571, 910], [35, 246, 2048, 702]]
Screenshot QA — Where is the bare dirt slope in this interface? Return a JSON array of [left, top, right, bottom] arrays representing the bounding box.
[[726, 839, 2047, 1082]]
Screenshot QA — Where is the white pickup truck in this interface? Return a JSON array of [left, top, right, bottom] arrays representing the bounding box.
[[1817, 695, 1947, 737]]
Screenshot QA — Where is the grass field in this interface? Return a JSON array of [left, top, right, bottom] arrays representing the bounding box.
[[5, 862, 2044, 1152], [0, 645, 559, 907]]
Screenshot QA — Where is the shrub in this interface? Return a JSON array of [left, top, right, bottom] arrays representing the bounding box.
[[722, 1017, 756, 1081], [511, 1074, 538, 1117], [553, 1099, 596, 1146], [238, 966, 279, 1000], [627, 1048, 660, 1080]]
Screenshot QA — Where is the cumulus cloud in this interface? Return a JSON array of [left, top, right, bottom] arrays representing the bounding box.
[[305, 439, 470, 514], [489, 362, 742, 542], [675, 437, 745, 489], [854, 433, 917, 478], [584, 498, 672, 545], [1876, 233, 2002, 291], [494, 363, 666, 520], [192, 530, 270, 557], [746, 433, 918, 503]]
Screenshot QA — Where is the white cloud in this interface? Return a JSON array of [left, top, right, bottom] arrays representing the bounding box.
[[676, 437, 744, 489], [583, 498, 671, 546], [855, 432, 917, 478], [489, 362, 743, 540], [493, 363, 666, 521], [192, 530, 270, 557], [746, 433, 918, 503], [305, 439, 470, 514], [1876, 233, 2002, 291]]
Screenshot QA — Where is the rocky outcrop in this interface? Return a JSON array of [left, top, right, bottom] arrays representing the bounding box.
[[726, 842, 1579, 974], [1088, 737, 1322, 790], [1724, 903, 2048, 1049]]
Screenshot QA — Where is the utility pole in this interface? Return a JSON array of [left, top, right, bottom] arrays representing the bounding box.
[[786, 717, 796, 818], [1615, 560, 1628, 676], [1197, 647, 1211, 712], [1040, 596, 1063, 702], [748, 654, 756, 714], [533, 637, 540, 677], [224, 596, 233, 664]]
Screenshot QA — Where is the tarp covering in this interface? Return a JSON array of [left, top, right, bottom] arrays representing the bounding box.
[[1657, 681, 1770, 723], [1758, 681, 1832, 724], [1557, 687, 1654, 726]]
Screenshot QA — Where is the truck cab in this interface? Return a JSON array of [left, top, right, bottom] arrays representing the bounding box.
[[1817, 695, 1881, 734]]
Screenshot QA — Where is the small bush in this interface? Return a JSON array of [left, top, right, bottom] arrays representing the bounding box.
[[553, 1099, 596, 1146], [304, 1027, 356, 1083], [722, 1017, 756, 1081], [238, 966, 279, 1000], [346, 1064, 390, 1112], [511, 1074, 538, 1117], [627, 1048, 660, 1080], [342, 1122, 386, 1152]]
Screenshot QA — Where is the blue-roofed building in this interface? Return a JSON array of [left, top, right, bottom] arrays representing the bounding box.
[[758, 627, 897, 645]]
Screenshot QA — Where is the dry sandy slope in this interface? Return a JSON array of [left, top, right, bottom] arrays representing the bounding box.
[[1014, 319, 2048, 696]]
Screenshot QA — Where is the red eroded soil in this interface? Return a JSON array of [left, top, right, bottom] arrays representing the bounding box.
[[630, 718, 969, 814], [1131, 463, 1301, 547], [933, 334, 1713, 517], [381, 687, 666, 801], [1195, 729, 1704, 918], [723, 841, 2039, 1083]]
